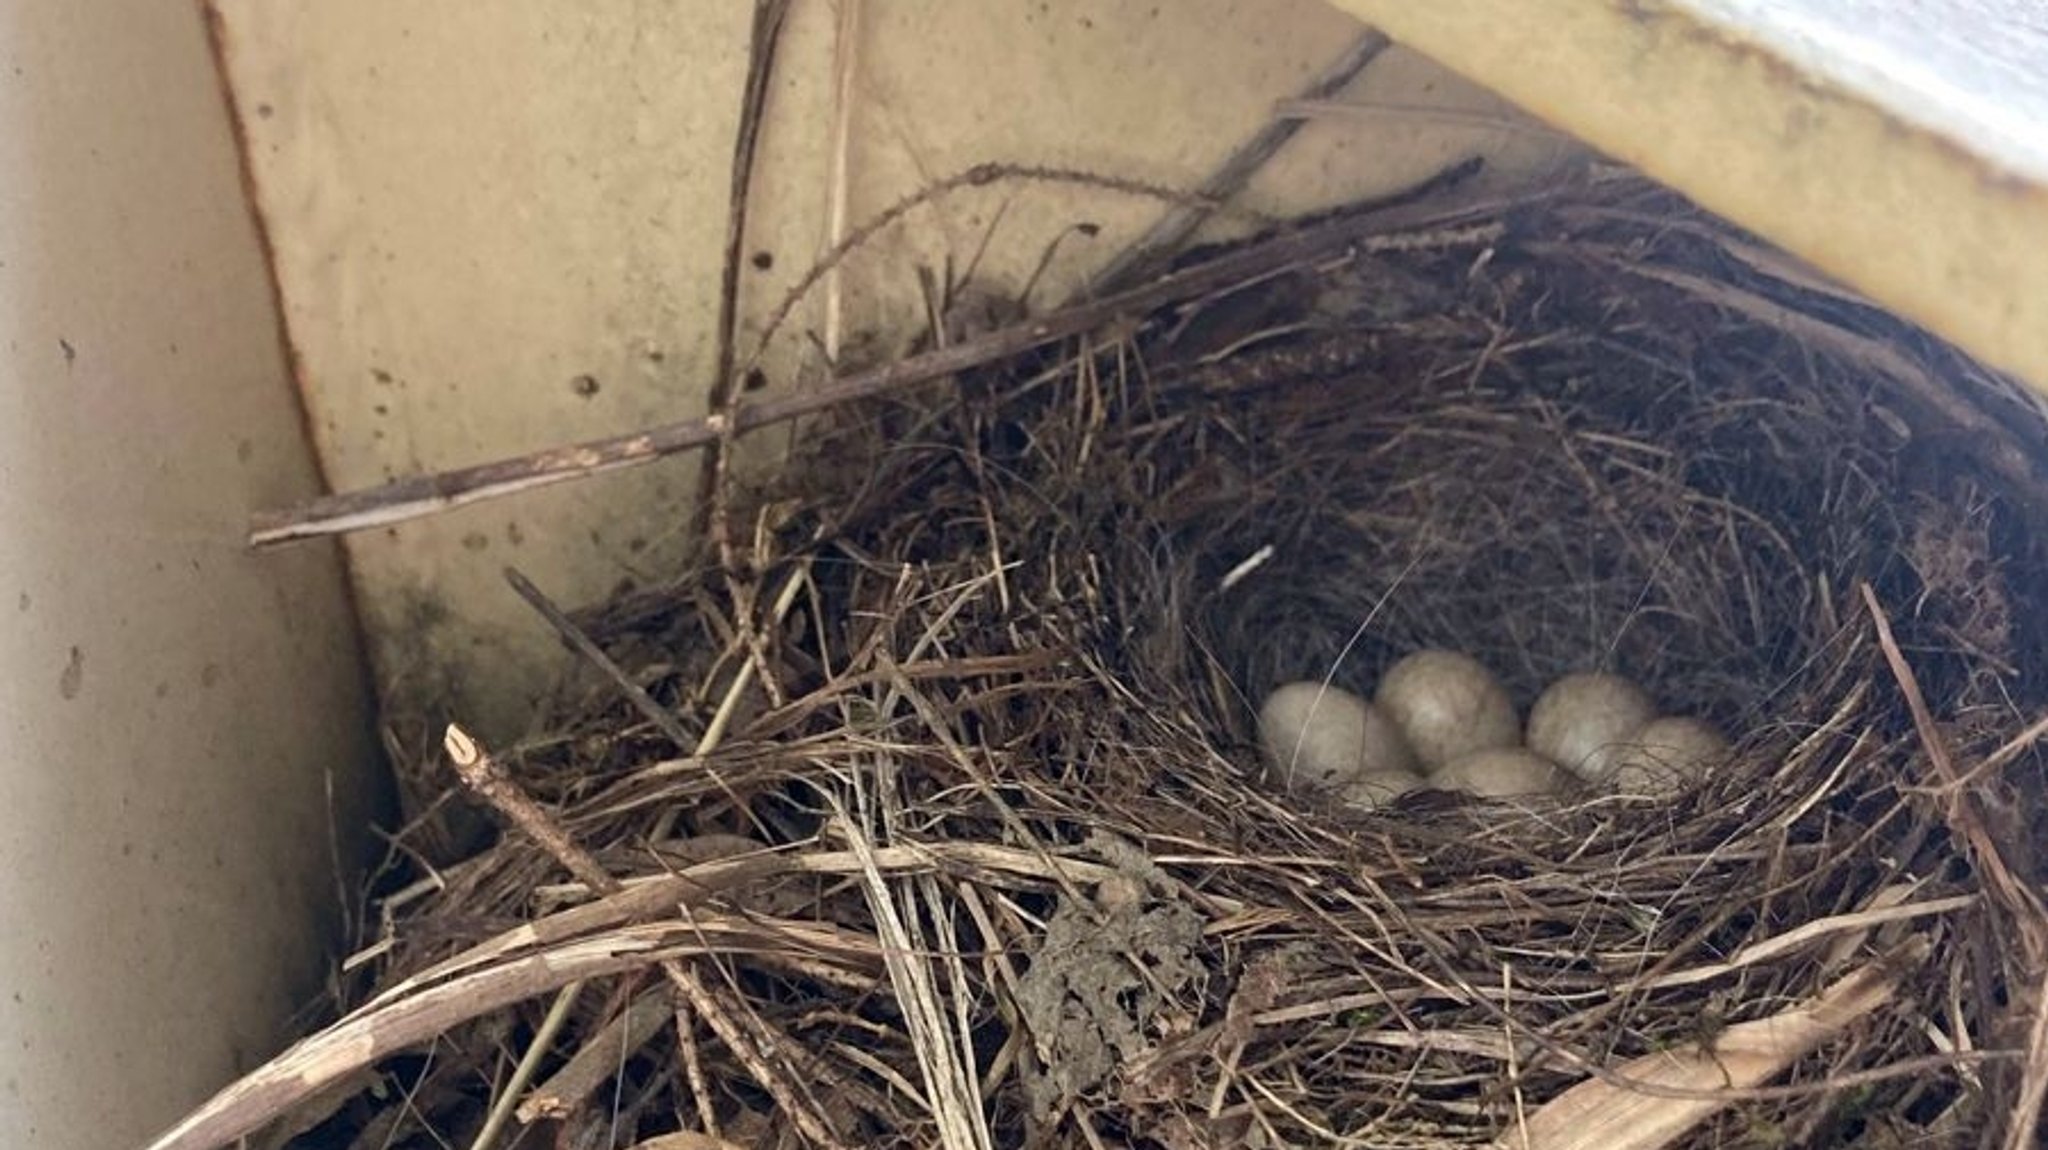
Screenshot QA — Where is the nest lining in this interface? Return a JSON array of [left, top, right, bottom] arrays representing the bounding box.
[[297, 177, 2046, 1150]]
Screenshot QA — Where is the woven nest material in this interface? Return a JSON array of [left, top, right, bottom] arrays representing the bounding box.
[[248, 176, 2048, 1150]]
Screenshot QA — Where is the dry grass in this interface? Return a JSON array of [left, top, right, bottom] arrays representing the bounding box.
[[163, 173, 2048, 1150]]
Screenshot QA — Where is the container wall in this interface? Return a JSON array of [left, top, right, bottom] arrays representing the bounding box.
[[1321, 0, 2048, 394], [208, 0, 1578, 740], [0, 3, 380, 1148]]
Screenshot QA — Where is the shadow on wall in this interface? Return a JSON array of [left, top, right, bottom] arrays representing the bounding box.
[[0, 2, 384, 1148]]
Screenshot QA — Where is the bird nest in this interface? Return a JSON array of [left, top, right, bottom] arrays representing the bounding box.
[[174, 175, 2048, 1150]]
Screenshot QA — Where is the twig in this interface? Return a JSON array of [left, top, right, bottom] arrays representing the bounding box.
[[1272, 97, 1576, 141], [1860, 583, 2048, 929], [2011, 968, 2048, 1150], [445, 724, 612, 892], [1502, 962, 1530, 1145], [516, 988, 671, 1123], [503, 567, 694, 750], [248, 167, 1503, 548], [469, 980, 584, 1150], [444, 723, 850, 1149], [1089, 30, 1389, 295], [823, 0, 861, 364], [694, 0, 791, 539], [666, 963, 851, 1149], [673, 998, 721, 1138], [696, 4, 793, 806], [1860, 582, 2048, 1150]]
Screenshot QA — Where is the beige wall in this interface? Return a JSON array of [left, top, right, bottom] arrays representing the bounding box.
[[0, 3, 380, 1147]]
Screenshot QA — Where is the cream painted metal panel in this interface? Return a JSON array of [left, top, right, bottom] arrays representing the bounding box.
[[209, 0, 1571, 737], [0, 3, 380, 1148], [1322, 0, 2048, 396]]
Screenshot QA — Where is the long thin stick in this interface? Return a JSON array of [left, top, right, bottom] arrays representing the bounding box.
[[503, 566, 694, 750], [823, 0, 861, 364], [502, 564, 755, 834], [1860, 582, 2048, 929], [672, 998, 722, 1138], [515, 988, 671, 1124], [248, 164, 1494, 549], [695, 0, 792, 538], [1087, 30, 1389, 295], [445, 725, 614, 891], [468, 980, 584, 1150]]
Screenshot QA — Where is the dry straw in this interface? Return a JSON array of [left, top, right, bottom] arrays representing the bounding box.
[[151, 173, 2048, 1150]]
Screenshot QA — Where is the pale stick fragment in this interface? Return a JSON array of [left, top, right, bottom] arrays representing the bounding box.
[[1493, 947, 1919, 1150]]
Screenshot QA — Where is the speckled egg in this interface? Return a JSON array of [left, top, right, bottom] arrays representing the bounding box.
[[1607, 716, 1732, 797], [1338, 768, 1427, 811], [1431, 747, 1572, 799], [1526, 671, 1657, 783], [1374, 649, 1519, 768], [1259, 681, 1420, 789]]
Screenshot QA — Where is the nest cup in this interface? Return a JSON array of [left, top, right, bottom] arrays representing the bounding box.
[[308, 181, 2048, 1150]]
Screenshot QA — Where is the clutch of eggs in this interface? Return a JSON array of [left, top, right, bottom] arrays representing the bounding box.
[[1258, 651, 1540, 807], [1258, 651, 1733, 807]]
